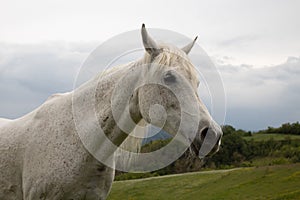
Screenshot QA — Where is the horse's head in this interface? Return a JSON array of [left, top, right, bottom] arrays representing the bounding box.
[[134, 24, 222, 159]]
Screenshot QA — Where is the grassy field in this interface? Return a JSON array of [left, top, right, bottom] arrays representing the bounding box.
[[107, 163, 300, 200], [243, 133, 300, 141]]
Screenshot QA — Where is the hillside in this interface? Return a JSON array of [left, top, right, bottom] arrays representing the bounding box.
[[108, 163, 300, 200], [243, 133, 300, 141]]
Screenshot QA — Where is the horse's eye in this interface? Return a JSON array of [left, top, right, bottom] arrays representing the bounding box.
[[163, 72, 176, 83]]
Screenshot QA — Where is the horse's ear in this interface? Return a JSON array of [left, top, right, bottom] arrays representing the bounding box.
[[141, 24, 161, 57], [181, 36, 198, 54]]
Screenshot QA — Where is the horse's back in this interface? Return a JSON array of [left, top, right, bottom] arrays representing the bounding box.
[[0, 91, 115, 199], [0, 95, 71, 199], [0, 118, 24, 199], [0, 118, 12, 127]]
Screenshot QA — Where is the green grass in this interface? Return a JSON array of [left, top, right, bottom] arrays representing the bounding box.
[[107, 164, 300, 200], [250, 157, 293, 167], [243, 133, 300, 141]]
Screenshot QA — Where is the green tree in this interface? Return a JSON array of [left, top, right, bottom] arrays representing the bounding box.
[[221, 125, 236, 136]]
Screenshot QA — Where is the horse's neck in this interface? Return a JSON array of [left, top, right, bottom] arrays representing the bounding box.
[[72, 61, 143, 148]]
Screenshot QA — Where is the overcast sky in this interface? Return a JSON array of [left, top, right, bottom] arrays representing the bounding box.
[[0, 0, 299, 130]]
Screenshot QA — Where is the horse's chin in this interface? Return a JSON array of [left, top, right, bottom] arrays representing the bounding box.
[[191, 139, 220, 160]]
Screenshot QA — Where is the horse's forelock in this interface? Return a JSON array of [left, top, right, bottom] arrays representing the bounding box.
[[142, 43, 198, 83]]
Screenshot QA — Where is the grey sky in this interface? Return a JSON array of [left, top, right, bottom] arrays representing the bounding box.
[[1, 0, 299, 66], [0, 0, 299, 130]]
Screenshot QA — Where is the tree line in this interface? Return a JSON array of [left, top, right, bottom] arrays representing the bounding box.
[[115, 122, 300, 180], [262, 121, 300, 135]]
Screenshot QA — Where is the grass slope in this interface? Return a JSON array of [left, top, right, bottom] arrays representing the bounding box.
[[243, 133, 300, 141], [107, 164, 300, 200]]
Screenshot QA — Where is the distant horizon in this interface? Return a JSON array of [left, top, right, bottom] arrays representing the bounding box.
[[0, 41, 299, 131], [1, 0, 299, 131]]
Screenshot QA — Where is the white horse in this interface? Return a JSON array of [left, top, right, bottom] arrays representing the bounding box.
[[0, 24, 222, 199]]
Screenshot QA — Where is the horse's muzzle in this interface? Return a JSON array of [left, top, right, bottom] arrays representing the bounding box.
[[192, 121, 223, 159]]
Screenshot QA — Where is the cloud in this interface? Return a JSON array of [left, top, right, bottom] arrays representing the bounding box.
[[0, 42, 299, 131], [217, 56, 300, 130], [0, 42, 95, 118], [218, 35, 260, 48]]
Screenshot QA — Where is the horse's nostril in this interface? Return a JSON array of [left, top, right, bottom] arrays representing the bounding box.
[[200, 127, 209, 141]]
